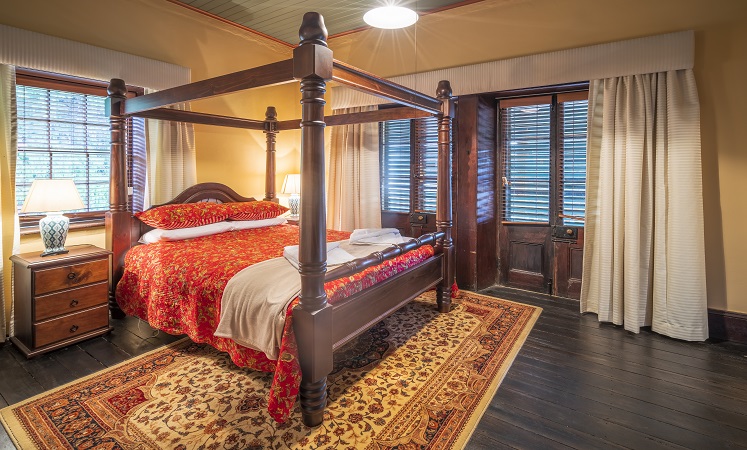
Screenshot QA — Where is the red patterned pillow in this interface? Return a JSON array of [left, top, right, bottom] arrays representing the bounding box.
[[224, 201, 288, 221], [135, 202, 230, 230]]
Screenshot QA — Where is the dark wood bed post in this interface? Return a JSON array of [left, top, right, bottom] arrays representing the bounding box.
[[436, 80, 454, 313], [263, 106, 279, 202], [105, 78, 129, 319], [292, 12, 334, 428]]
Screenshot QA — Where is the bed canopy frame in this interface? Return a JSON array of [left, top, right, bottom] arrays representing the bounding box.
[[105, 12, 454, 426]]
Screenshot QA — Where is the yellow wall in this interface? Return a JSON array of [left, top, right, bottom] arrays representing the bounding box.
[[330, 0, 747, 314], [3, 0, 746, 315], [0, 0, 301, 318]]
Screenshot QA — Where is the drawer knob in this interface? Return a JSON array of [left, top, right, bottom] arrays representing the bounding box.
[[67, 272, 77, 280], [70, 299, 79, 307], [69, 325, 79, 333]]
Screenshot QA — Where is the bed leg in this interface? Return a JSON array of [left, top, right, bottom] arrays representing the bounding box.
[[109, 296, 126, 320], [436, 284, 452, 313], [299, 376, 327, 427]]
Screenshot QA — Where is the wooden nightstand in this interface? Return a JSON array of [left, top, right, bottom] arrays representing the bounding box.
[[10, 244, 113, 358], [286, 217, 299, 226]]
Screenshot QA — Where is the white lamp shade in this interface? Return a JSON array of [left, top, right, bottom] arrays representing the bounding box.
[[363, 6, 419, 29], [281, 174, 301, 195], [21, 179, 85, 213]]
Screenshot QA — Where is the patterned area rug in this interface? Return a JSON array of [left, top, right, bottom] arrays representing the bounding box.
[[1, 290, 540, 449]]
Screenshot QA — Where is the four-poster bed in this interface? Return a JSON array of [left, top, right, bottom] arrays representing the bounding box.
[[105, 12, 454, 427]]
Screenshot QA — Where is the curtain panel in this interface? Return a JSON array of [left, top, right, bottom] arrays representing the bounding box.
[[143, 91, 196, 209], [0, 64, 19, 341], [326, 106, 381, 231], [581, 69, 708, 341]]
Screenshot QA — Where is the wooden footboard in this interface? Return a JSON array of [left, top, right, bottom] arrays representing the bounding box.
[[330, 254, 443, 350]]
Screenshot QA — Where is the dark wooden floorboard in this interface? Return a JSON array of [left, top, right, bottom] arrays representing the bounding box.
[[512, 357, 747, 433], [8, 350, 77, 391], [0, 429, 14, 450], [50, 345, 107, 379], [77, 336, 132, 367], [0, 286, 745, 450], [473, 413, 575, 449], [0, 346, 44, 405], [469, 286, 747, 450]]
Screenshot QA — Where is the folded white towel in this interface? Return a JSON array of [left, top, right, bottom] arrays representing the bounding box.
[[349, 228, 406, 245], [283, 241, 356, 269]]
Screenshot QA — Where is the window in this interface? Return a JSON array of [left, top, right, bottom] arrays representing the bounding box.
[[15, 70, 144, 230], [499, 91, 588, 225], [380, 116, 439, 213]]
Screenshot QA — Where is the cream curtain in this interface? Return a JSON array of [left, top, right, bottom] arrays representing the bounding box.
[[326, 106, 381, 231], [581, 69, 708, 341], [0, 64, 19, 341], [143, 91, 196, 208]]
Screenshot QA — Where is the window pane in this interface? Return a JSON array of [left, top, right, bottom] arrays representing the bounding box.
[[15, 85, 109, 214], [500, 103, 551, 222], [380, 119, 411, 212], [559, 100, 588, 225]]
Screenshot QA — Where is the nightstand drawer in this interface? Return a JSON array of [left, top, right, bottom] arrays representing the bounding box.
[[34, 258, 108, 295], [34, 281, 108, 321], [34, 305, 109, 348]]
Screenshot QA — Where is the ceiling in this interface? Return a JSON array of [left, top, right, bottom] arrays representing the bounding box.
[[170, 0, 483, 45]]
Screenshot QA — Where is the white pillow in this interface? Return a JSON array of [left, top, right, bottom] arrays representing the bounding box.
[[139, 216, 287, 244]]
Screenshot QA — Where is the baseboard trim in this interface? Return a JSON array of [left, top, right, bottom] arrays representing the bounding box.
[[708, 308, 747, 344]]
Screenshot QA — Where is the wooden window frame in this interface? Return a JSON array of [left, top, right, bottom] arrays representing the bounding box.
[[15, 68, 143, 235], [497, 84, 589, 227]]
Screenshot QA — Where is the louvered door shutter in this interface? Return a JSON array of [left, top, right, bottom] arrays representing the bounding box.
[[499, 96, 552, 223], [413, 116, 439, 213], [558, 92, 588, 225], [380, 119, 412, 212]]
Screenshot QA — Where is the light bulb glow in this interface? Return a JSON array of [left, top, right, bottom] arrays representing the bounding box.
[[363, 6, 419, 29]]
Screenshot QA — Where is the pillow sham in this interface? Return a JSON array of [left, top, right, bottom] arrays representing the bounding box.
[[135, 202, 230, 230], [139, 216, 288, 244], [223, 201, 288, 221]]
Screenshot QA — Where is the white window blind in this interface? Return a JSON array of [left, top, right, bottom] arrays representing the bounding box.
[[380, 119, 411, 212], [15, 85, 109, 214], [380, 116, 439, 213], [500, 98, 552, 223], [559, 98, 588, 225], [499, 92, 588, 225]]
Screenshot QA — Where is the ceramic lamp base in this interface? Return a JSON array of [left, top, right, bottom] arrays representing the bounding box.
[[288, 193, 300, 218], [39, 213, 70, 257]]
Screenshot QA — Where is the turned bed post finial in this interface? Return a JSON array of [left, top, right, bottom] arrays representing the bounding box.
[[436, 80, 455, 313], [264, 106, 278, 202], [292, 11, 334, 428], [105, 78, 129, 320]]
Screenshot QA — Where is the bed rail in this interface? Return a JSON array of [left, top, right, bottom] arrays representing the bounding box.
[[123, 59, 295, 115], [275, 106, 432, 131], [325, 231, 445, 282], [332, 60, 442, 114], [134, 108, 266, 130]]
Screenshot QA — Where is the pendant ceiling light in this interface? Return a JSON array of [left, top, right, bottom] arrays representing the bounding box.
[[363, 6, 419, 29]]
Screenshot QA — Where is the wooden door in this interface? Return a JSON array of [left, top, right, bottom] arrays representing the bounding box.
[[497, 91, 588, 298], [553, 227, 584, 299], [499, 224, 553, 293]]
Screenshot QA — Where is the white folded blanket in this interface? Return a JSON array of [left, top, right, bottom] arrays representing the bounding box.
[[215, 240, 392, 360], [283, 241, 356, 269], [349, 228, 406, 245]]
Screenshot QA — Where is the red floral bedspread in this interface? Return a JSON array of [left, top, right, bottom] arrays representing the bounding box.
[[116, 224, 435, 422]]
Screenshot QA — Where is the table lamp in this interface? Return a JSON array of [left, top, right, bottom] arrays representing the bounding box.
[[21, 179, 85, 257], [281, 174, 300, 219]]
